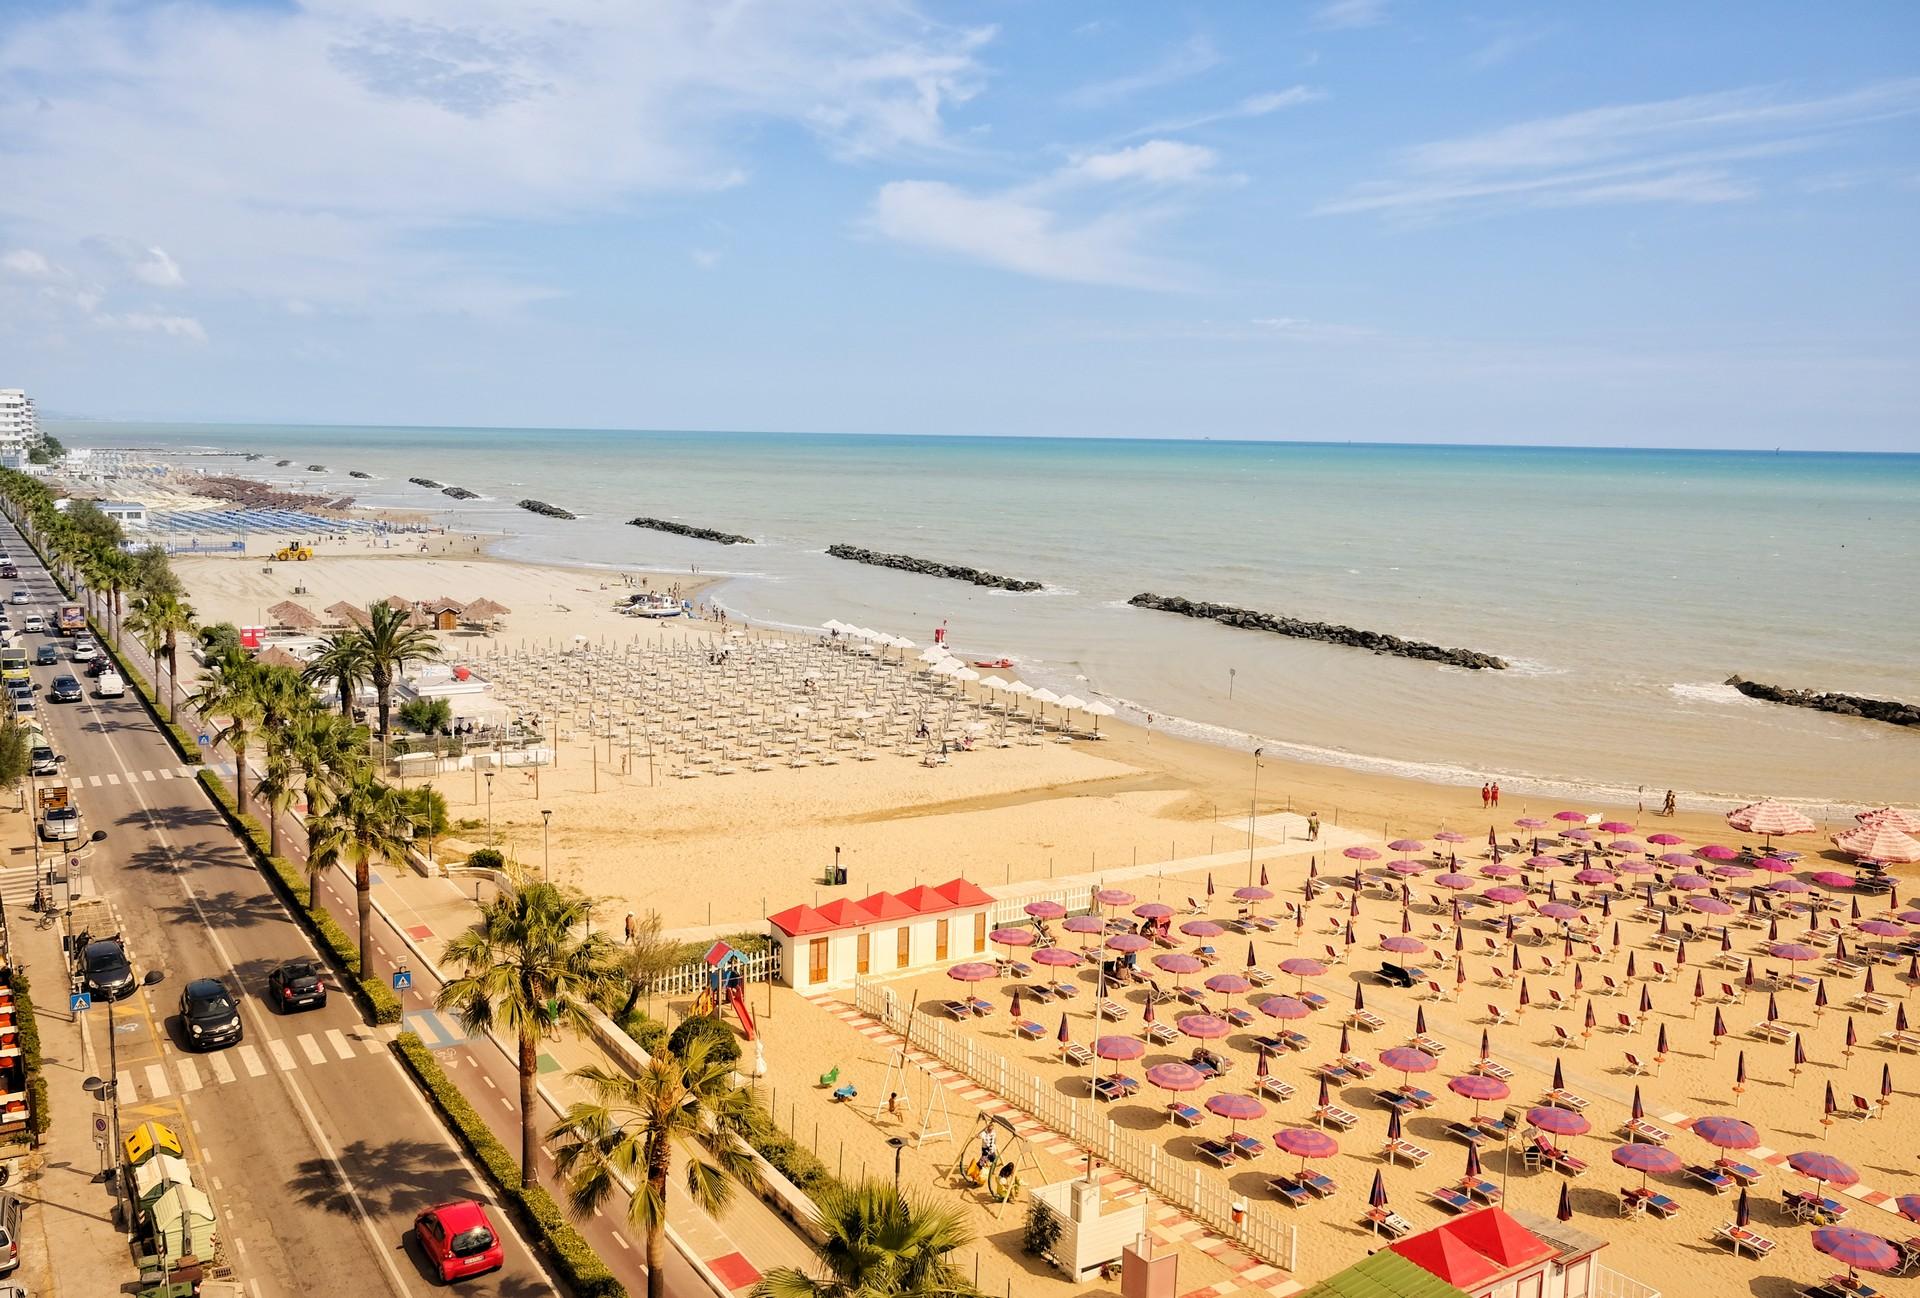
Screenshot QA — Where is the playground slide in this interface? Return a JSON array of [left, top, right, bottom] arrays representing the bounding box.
[[727, 986, 757, 1041]]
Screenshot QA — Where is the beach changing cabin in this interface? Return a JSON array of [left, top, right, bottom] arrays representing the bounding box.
[[770, 877, 996, 993], [1387, 1208, 1631, 1298]]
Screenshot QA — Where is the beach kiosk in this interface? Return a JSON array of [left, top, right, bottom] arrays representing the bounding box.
[[770, 878, 997, 994]]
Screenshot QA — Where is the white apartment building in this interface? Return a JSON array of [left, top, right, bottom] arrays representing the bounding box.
[[0, 389, 43, 470]]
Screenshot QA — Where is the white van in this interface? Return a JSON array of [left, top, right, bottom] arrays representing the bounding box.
[[95, 669, 125, 698]]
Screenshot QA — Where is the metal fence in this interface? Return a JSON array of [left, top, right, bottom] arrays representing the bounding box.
[[650, 947, 782, 998], [851, 977, 1297, 1273], [984, 884, 1097, 931], [1592, 1264, 1663, 1298]]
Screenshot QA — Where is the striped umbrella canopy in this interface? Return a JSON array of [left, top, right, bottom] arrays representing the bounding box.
[[1233, 886, 1274, 901], [1770, 942, 1819, 964], [1279, 957, 1327, 977], [1573, 868, 1616, 885], [1381, 935, 1427, 954], [1448, 1074, 1509, 1102], [1811, 1228, 1902, 1275], [1435, 830, 1469, 843], [1728, 799, 1817, 838], [1379, 1047, 1438, 1079], [1369, 1168, 1389, 1211], [1024, 901, 1067, 920], [1750, 856, 1795, 873], [1554, 811, 1589, 823], [1691, 1115, 1760, 1149], [1177, 1013, 1231, 1040], [946, 962, 998, 982], [1388, 839, 1426, 853], [1032, 947, 1082, 967], [1204, 973, 1252, 996], [1659, 852, 1699, 867], [1697, 844, 1740, 861], [1858, 919, 1907, 937], [1768, 878, 1811, 893], [1526, 855, 1564, 869], [1647, 832, 1684, 846], [1688, 896, 1735, 915], [1154, 952, 1204, 975], [1095, 1036, 1147, 1062], [1860, 807, 1920, 832], [1566, 829, 1594, 843], [1344, 846, 1381, 861], [1257, 995, 1310, 1020], [1133, 902, 1174, 919], [1710, 863, 1753, 878], [1095, 889, 1136, 907], [1786, 1151, 1860, 1188], [1615, 859, 1656, 875], [1894, 1194, 1920, 1223], [1611, 1143, 1682, 1175], [1480, 864, 1519, 878], [1528, 1106, 1590, 1137], [1063, 915, 1105, 934], [1538, 903, 1581, 921], [1145, 1062, 1205, 1092], [1515, 817, 1548, 829], [1670, 874, 1713, 891], [1272, 1127, 1339, 1159], [1180, 920, 1225, 938], [1484, 886, 1527, 906], [1106, 933, 1152, 953], [1811, 871, 1858, 889], [1608, 839, 1645, 854], [1205, 1093, 1267, 1124], [990, 928, 1036, 948], [1387, 859, 1427, 876]]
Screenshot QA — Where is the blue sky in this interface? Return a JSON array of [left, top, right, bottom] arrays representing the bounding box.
[[0, 1, 1915, 449]]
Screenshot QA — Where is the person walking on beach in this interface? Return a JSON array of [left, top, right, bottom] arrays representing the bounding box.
[[1490, 782, 1501, 808], [624, 912, 636, 945], [1662, 789, 1677, 817], [1306, 812, 1320, 841], [1481, 782, 1491, 809]]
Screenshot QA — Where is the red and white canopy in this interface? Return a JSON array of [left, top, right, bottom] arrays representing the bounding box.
[[1726, 799, 1816, 838], [1831, 822, 1920, 863], [1857, 807, 1920, 835]]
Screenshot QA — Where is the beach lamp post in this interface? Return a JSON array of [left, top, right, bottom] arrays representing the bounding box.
[[1248, 747, 1263, 883], [887, 1135, 907, 1191], [85, 969, 165, 1225], [541, 808, 553, 881], [485, 771, 495, 841]]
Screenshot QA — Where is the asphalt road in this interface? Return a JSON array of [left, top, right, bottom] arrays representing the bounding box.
[[6, 520, 559, 1298]]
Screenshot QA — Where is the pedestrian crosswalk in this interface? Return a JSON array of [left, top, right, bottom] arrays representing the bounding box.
[[71, 765, 199, 789], [0, 862, 40, 909], [116, 1025, 390, 1103]]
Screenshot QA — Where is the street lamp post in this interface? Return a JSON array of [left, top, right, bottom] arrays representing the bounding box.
[[485, 771, 495, 842], [541, 808, 553, 881], [84, 969, 164, 1227], [887, 1135, 907, 1192], [1248, 747, 1263, 884]]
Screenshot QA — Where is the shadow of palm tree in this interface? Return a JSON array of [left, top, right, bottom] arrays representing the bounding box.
[[289, 1135, 474, 1218]]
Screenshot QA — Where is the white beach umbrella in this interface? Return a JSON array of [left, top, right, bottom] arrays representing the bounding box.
[[1029, 687, 1060, 705], [918, 648, 948, 664], [1056, 693, 1088, 711], [891, 636, 917, 649], [1083, 698, 1115, 734], [823, 619, 848, 633], [1003, 680, 1034, 696], [978, 676, 1010, 692], [954, 667, 980, 682]]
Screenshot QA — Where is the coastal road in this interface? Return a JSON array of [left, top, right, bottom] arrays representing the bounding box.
[[6, 521, 558, 1298]]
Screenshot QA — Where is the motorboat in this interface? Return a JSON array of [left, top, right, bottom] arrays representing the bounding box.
[[625, 592, 685, 618]]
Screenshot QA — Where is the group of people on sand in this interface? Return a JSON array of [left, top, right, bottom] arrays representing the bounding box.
[[1480, 781, 1502, 808]]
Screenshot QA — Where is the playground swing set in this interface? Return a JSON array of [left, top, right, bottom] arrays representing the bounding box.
[[952, 1111, 1041, 1212]]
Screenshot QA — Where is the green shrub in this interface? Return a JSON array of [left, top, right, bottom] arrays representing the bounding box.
[[1023, 1198, 1062, 1257], [465, 847, 504, 872], [397, 696, 453, 733], [744, 1111, 835, 1194], [667, 1013, 741, 1068], [615, 1010, 669, 1058], [394, 1033, 626, 1298], [12, 972, 46, 1141]]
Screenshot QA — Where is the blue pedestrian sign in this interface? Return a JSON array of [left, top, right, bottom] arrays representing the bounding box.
[[391, 969, 413, 991], [70, 991, 93, 1013], [197, 733, 210, 747]]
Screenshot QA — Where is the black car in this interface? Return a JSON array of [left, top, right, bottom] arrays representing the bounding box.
[[179, 978, 243, 1050], [34, 643, 57, 666], [49, 675, 81, 702], [82, 939, 136, 1001], [85, 658, 110, 678], [266, 959, 327, 1012]]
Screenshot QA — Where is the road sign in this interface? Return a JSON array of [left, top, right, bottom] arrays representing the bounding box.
[[70, 990, 93, 1013], [92, 1113, 109, 1136], [197, 733, 210, 747], [391, 969, 413, 991]]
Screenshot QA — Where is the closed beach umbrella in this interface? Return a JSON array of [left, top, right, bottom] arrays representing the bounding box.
[[1556, 1181, 1574, 1223], [1368, 1169, 1389, 1215]]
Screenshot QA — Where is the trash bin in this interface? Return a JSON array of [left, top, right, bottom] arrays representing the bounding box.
[[835, 866, 849, 886]]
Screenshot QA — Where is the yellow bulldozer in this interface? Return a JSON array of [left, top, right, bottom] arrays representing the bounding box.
[[272, 544, 313, 562]]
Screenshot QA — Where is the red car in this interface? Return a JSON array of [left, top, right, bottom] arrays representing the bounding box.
[[413, 1200, 504, 1282]]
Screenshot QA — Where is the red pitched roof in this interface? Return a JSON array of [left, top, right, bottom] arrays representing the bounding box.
[[858, 892, 916, 921], [1390, 1209, 1554, 1290], [816, 898, 876, 929], [895, 885, 953, 914], [768, 904, 837, 937], [933, 878, 993, 907]]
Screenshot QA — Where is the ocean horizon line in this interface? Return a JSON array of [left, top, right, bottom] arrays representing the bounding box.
[[43, 418, 1920, 459]]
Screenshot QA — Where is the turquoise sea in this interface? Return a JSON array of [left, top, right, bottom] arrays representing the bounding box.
[[52, 423, 1920, 808]]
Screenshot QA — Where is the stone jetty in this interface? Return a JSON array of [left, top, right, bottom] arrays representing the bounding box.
[[348, 471, 373, 480], [627, 517, 754, 545], [1725, 676, 1919, 727], [1127, 593, 1508, 670], [826, 544, 1042, 591], [441, 486, 477, 500], [518, 499, 576, 520], [409, 477, 443, 489]]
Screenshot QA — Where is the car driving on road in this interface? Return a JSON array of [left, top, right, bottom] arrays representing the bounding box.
[[266, 959, 328, 1013], [71, 638, 97, 661], [81, 938, 136, 1000], [34, 643, 57, 666], [49, 674, 81, 702], [20, 615, 42, 634], [413, 1201, 504, 1282], [179, 978, 244, 1051]]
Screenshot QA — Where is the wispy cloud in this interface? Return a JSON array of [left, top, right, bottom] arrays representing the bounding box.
[[1321, 79, 1920, 216], [1123, 86, 1323, 139], [1063, 35, 1220, 109], [94, 311, 207, 342], [1466, 30, 1544, 72], [1312, 0, 1387, 31], [868, 139, 1230, 288]]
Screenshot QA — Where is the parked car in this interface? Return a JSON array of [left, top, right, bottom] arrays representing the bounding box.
[[28, 746, 59, 776], [7, 590, 24, 605], [10, 695, 33, 719], [0, 1190, 21, 1277], [81, 938, 136, 1000], [413, 1201, 504, 1282], [20, 616, 42, 634], [49, 675, 81, 703], [33, 643, 56, 666], [267, 959, 328, 1012], [70, 638, 97, 662], [179, 978, 243, 1051]]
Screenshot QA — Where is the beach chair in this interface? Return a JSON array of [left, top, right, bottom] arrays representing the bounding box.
[[1342, 1055, 1379, 1080], [1551, 1026, 1578, 1049], [1715, 1159, 1764, 1185], [1475, 1113, 1518, 1141], [1599, 975, 1621, 996], [1322, 943, 1344, 965], [1050, 981, 1080, 999], [1486, 1004, 1517, 1027], [1382, 1137, 1431, 1167], [1092, 1074, 1137, 1102], [1167, 1102, 1205, 1127], [1471, 1058, 1515, 1080], [1364, 1207, 1415, 1239], [1461, 1177, 1503, 1204], [1347, 1009, 1387, 1032], [1176, 985, 1209, 1007], [1313, 1103, 1360, 1130], [1267, 1175, 1311, 1207], [1300, 1170, 1338, 1198], [1611, 1013, 1635, 1033], [1255, 1076, 1295, 1102], [1145, 1022, 1179, 1046], [1224, 1007, 1255, 1029], [939, 999, 972, 1020], [1622, 1117, 1670, 1144], [1445, 1121, 1489, 1147], [1538, 1143, 1587, 1177], [1409, 1033, 1447, 1056], [1621, 1052, 1649, 1075], [1428, 1186, 1474, 1214], [1395, 1084, 1438, 1108], [1195, 945, 1220, 965], [1374, 1089, 1418, 1116], [1014, 1020, 1046, 1040], [1642, 1192, 1681, 1219], [1062, 1042, 1095, 1066], [1247, 967, 1275, 986], [1687, 1164, 1735, 1194], [1195, 1139, 1237, 1168], [1715, 1222, 1777, 1258], [1228, 1132, 1265, 1159], [1097, 999, 1129, 1020], [1299, 990, 1331, 1011], [1848, 1093, 1876, 1120], [1543, 1088, 1589, 1111]]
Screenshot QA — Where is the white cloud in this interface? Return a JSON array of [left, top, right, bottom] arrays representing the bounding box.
[[1322, 79, 1920, 217], [1312, 0, 1387, 31], [1123, 87, 1322, 139], [1066, 141, 1222, 185], [690, 248, 722, 269], [1064, 35, 1220, 109], [1, 249, 52, 278], [95, 311, 207, 343], [0, 1, 992, 316], [869, 181, 1175, 289]]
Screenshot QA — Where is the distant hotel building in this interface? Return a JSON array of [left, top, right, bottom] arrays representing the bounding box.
[[0, 389, 43, 470]]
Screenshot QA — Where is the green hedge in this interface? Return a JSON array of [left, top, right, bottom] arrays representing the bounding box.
[[115, 652, 202, 765], [12, 972, 47, 1143], [195, 769, 402, 1024], [394, 1032, 626, 1298]]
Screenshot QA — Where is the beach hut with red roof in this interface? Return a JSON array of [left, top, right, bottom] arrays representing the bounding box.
[[1386, 1208, 1618, 1298], [769, 878, 999, 993]]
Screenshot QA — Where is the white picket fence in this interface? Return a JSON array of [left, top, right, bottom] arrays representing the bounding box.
[[852, 977, 1298, 1273], [984, 884, 1098, 931], [1592, 1264, 1663, 1298], [650, 947, 782, 998]]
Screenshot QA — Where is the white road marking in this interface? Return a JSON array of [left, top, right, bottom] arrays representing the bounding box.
[[88, 774, 103, 788], [208, 1052, 236, 1085], [298, 1034, 327, 1065], [159, 768, 174, 780], [106, 772, 120, 785], [144, 1063, 171, 1097], [237, 1044, 268, 1078], [115, 1069, 133, 1097], [143, 769, 157, 782], [176, 1058, 203, 1092], [326, 1028, 356, 1061], [612, 1231, 630, 1250], [269, 1038, 297, 1071]]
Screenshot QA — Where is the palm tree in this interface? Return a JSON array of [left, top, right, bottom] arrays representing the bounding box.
[[102, 549, 133, 648], [252, 665, 314, 859], [309, 768, 411, 976], [190, 650, 264, 808], [439, 880, 618, 1188], [355, 602, 441, 738], [288, 710, 366, 902], [751, 1182, 980, 1298], [130, 591, 196, 719], [303, 630, 371, 719], [549, 1038, 762, 1298]]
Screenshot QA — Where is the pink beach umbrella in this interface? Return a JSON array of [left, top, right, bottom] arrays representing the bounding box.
[[1480, 864, 1518, 879], [1858, 919, 1907, 938], [1750, 856, 1794, 873], [1658, 852, 1699, 868], [1063, 914, 1105, 935], [1258, 995, 1310, 1020], [1177, 1013, 1231, 1040], [1553, 811, 1589, 824], [1387, 859, 1427, 876], [1767, 877, 1811, 894], [1727, 799, 1817, 844], [1483, 886, 1527, 906], [1380, 935, 1427, 954], [1833, 823, 1920, 863], [1095, 888, 1135, 908], [1379, 1046, 1439, 1085], [1435, 830, 1469, 844], [1154, 952, 1204, 976], [1105, 933, 1151, 954], [1614, 859, 1655, 875], [1204, 973, 1252, 999], [1134, 902, 1173, 919], [990, 928, 1036, 951], [1033, 946, 1082, 968], [1599, 821, 1635, 834], [1234, 886, 1274, 902], [1272, 1126, 1339, 1172], [1669, 874, 1713, 891], [1024, 900, 1066, 920], [1515, 817, 1549, 830], [1388, 839, 1426, 854], [1147, 1061, 1206, 1092], [1181, 919, 1225, 938], [1205, 1092, 1267, 1135], [946, 962, 997, 983], [1537, 903, 1581, 922], [1811, 871, 1858, 891], [1574, 868, 1616, 885], [1696, 844, 1739, 861], [1526, 855, 1563, 870], [1608, 839, 1645, 855], [1565, 829, 1594, 842], [1344, 846, 1381, 861], [1688, 896, 1735, 916], [1528, 1105, 1591, 1137], [1435, 873, 1474, 889], [1647, 832, 1684, 847]]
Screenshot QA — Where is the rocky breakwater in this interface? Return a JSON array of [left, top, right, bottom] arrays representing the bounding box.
[[441, 486, 478, 500], [1128, 593, 1508, 670], [826, 544, 1042, 591], [1725, 676, 1920, 728], [348, 471, 373, 480], [518, 499, 576, 520], [628, 517, 753, 545], [409, 476, 443, 489]]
